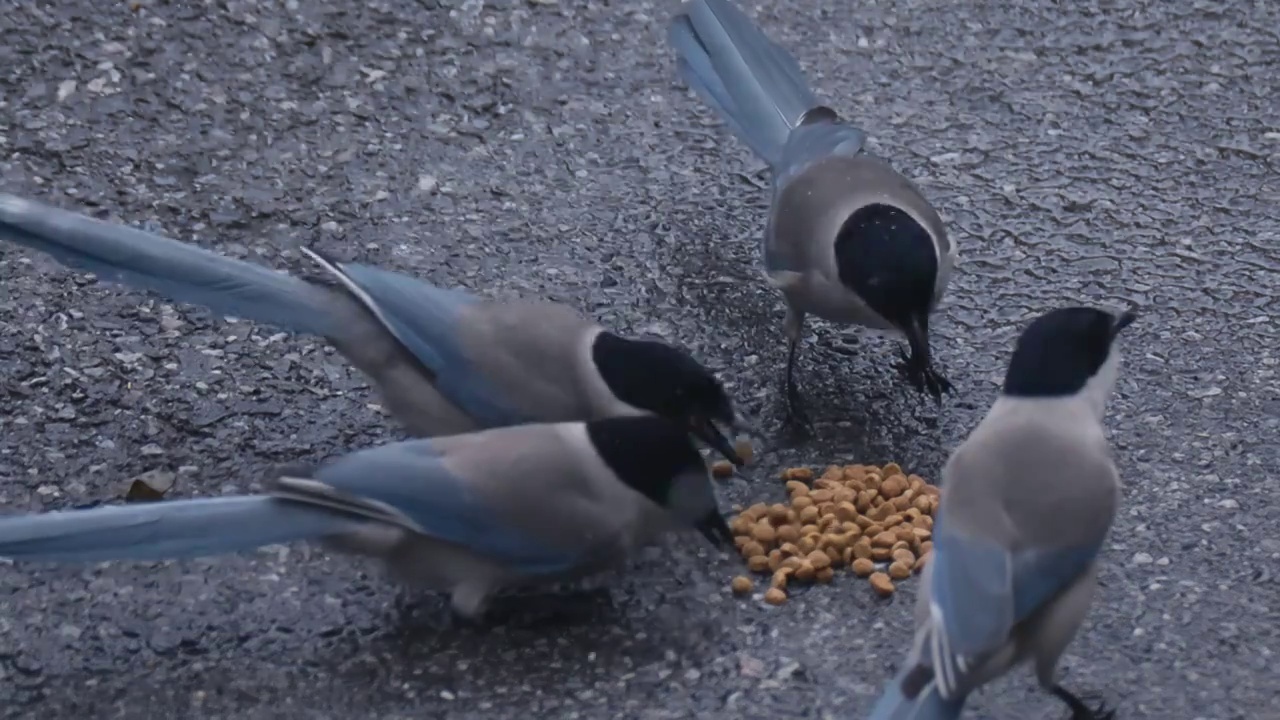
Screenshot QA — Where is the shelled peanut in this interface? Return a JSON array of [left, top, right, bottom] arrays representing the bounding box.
[[711, 439, 756, 478], [728, 462, 940, 604]]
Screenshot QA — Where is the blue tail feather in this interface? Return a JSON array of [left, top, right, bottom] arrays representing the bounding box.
[[0, 496, 352, 563], [0, 193, 338, 337]]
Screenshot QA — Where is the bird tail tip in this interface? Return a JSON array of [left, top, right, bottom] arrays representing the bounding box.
[[866, 669, 965, 720], [667, 0, 822, 166]]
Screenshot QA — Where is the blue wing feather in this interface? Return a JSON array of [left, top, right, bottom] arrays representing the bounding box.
[[929, 524, 1014, 657], [928, 513, 1105, 693], [328, 263, 531, 429], [313, 439, 580, 573], [774, 122, 867, 185], [1011, 543, 1105, 621]]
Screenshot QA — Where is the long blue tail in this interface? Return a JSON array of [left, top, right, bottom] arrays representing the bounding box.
[[867, 664, 967, 720], [0, 495, 355, 563], [0, 193, 339, 336], [667, 0, 825, 168]]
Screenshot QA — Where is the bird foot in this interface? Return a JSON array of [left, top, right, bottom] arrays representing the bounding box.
[[780, 335, 816, 440], [782, 404, 815, 444], [826, 341, 860, 358], [1067, 701, 1115, 720], [500, 588, 618, 627], [893, 346, 955, 403], [390, 592, 490, 632], [1051, 685, 1116, 720]]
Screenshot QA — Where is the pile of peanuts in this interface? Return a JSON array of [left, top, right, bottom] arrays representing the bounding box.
[[727, 462, 941, 605]]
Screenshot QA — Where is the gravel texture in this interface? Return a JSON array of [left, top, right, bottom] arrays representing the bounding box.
[[1, 0, 1278, 718]]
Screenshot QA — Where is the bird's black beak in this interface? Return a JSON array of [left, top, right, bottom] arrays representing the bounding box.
[[898, 315, 954, 403], [689, 416, 744, 467], [1111, 310, 1138, 339], [695, 509, 735, 550]]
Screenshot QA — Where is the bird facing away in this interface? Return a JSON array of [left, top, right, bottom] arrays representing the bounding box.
[[668, 0, 956, 430], [0, 416, 735, 619], [867, 305, 1137, 720], [0, 192, 744, 466]]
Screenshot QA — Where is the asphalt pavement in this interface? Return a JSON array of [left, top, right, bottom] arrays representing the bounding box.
[[1, 0, 1277, 718]]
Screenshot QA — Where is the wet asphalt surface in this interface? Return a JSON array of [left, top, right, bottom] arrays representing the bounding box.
[[1, 0, 1278, 718]]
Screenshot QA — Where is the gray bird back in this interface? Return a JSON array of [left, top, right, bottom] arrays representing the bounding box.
[[343, 297, 618, 437], [940, 398, 1120, 551], [308, 250, 622, 432], [455, 302, 624, 422], [323, 293, 483, 438], [764, 153, 951, 325], [434, 423, 674, 569], [278, 424, 665, 576]]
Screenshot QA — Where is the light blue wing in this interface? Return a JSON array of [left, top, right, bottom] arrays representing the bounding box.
[[304, 250, 533, 429], [925, 513, 1104, 697], [302, 439, 580, 574], [774, 122, 867, 187]]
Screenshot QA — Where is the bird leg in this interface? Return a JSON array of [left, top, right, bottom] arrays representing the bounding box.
[[389, 591, 489, 632], [781, 308, 814, 438], [783, 335, 814, 438], [1051, 684, 1116, 720]]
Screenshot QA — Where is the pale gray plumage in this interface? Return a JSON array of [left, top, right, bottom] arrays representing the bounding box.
[[868, 306, 1136, 720], [0, 193, 743, 464], [0, 416, 732, 618], [668, 0, 956, 423]]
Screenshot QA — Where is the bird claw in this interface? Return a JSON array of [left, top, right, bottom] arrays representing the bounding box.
[[494, 587, 616, 626], [894, 345, 954, 403], [1051, 685, 1115, 720], [892, 346, 920, 389], [783, 383, 815, 440], [784, 409, 815, 442], [924, 368, 955, 401], [826, 341, 860, 358], [1081, 696, 1116, 720], [785, 416, 815, 444], [1069, 700, 1115, 720]]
